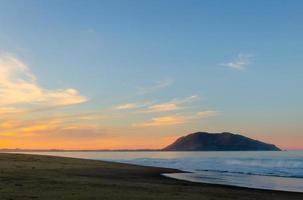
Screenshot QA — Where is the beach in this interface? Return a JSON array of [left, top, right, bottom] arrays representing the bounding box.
[[0, 153, 302, 200]]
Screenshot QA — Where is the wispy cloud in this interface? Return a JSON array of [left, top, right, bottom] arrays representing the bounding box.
[[118, 95, 198, 114], [114, 102, 151, 111], [0, 107, 23, 115], [143, 103, 178, 113], [0, 118, 61, 137], [0, 54, 87, 107], [132, 110, 220, 127], [114, 103, 140, 110], [221, 54, 253, 70], [85, 28, 95, 33], [132, 116, 186, 127], [134, 78, 174, 95], [196, 110, 220, 118], [140, 95, 197, 113], [0, 110, 106, 137]]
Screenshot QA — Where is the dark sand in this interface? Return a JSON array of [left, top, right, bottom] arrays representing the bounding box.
[[0, 153, 302, 200]]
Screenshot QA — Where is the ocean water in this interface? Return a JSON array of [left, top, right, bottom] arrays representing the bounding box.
[[12, 151, 303, 193]]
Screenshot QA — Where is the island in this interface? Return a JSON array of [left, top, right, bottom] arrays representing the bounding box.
[[163, 132, 281, 151]]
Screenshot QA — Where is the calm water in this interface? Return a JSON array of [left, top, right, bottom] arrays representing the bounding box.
[[12, 151, 303, 193]]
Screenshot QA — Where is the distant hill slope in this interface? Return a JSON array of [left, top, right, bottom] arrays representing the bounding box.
[[163, 132, 281, 151]]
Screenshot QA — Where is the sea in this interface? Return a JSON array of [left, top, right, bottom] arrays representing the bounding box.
[[11, 151, 303, 193]]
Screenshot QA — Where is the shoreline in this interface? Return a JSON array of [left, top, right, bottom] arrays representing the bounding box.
[[162, 172, 303, 193], [11, 151, 303, 193], [0, 153, 302, 200]]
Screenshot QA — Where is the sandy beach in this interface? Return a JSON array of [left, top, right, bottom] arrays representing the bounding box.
[[0, 153, 302, 200]]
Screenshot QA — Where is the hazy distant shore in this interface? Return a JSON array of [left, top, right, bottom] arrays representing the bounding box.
[[0, 153, 302, 200], [0, 149, 162, 152]]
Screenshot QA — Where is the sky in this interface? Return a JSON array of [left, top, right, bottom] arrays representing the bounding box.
[[0, 0, 302, 150]]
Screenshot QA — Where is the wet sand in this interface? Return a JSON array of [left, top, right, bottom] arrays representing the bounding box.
[[0, 153, 302, 200]]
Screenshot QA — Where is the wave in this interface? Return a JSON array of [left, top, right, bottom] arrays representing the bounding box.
[[113, 157, 303, 178]]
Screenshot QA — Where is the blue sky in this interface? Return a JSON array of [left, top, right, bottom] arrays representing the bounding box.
[[0, 0, 302, 149]]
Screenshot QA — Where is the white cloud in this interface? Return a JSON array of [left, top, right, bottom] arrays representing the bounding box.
[[221, 54, 253, 70], [0, 54, 87, 107]]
